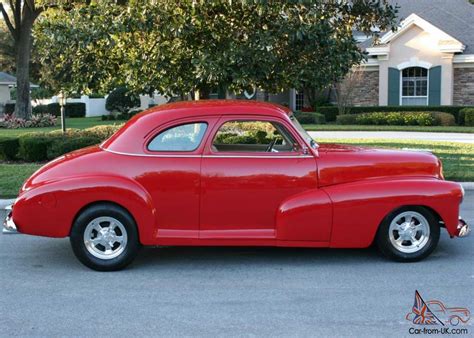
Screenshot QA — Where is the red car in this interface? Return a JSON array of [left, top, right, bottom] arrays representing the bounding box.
[[3, 101, 470, 271]]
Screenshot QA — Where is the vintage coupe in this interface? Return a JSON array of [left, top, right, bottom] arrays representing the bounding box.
[[4, 101, 470, 271]]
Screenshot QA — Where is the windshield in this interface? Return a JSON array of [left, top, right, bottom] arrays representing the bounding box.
[[290, 114, 319, 150]]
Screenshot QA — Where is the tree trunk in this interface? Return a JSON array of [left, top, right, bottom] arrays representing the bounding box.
[[14, 17, 34, 119]]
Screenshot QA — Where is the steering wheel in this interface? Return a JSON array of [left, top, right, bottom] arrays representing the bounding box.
[[266, 139, 277, 152]]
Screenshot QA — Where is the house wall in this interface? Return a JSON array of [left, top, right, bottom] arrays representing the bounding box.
[[0, 85, 11, 104], [350, 69, 379, 106], [378, 25, 454, 105], [453, 67, 474, 105]]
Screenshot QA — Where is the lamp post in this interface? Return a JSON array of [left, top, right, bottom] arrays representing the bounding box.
[[57, 91, 67, 133]]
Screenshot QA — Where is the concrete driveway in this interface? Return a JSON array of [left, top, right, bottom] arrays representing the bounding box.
[[0, 193, 472, 337], [309, 131, 474, 143]]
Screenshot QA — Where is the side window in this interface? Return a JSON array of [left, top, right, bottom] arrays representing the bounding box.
[[148, 122, 208, 152], [212, 120, 297, 153]]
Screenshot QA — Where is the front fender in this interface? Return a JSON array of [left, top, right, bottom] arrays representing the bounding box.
[[323, 178, 463, 248], [12, 175, 156, 245]]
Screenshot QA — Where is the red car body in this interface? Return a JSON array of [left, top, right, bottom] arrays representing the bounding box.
[[10, 100, 466, 248]]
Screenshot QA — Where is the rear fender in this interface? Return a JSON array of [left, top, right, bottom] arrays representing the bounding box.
[[276, 189, 332, 242], [12, 175, 156, 245], [323, 178, 463, 248]]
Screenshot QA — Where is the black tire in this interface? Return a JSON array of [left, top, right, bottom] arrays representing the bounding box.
[[70, 203, 141, 271], [375, 206, 440, 262]]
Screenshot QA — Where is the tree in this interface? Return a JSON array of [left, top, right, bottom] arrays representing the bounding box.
[[34, 1, 398, 99], [0, 0, 125, 119]]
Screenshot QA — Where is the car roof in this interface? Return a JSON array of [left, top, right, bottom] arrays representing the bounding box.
[[102, 100, 293, 154], [141, 99, 292, 118]]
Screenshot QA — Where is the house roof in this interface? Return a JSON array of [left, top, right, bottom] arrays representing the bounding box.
[[362, 0, 474, 54], [0, 72, 17, 85], [0, 71, 39, 87]]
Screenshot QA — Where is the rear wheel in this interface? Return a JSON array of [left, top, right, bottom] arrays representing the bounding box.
[[376, 207, 440, 262], [70, 203, 140, 271]]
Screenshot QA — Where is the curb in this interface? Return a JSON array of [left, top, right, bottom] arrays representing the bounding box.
[[0, 182, 473, 208], [460, 182, 474, 191], [0, 199, 15, 209]]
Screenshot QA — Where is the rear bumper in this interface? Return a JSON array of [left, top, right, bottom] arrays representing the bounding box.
[[3, 205, 18, 234], [457, 217, 471, 237]]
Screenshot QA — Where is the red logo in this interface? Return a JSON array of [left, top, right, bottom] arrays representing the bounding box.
[[406, 291, 470, 326]]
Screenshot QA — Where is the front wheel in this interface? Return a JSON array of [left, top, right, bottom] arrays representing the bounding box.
[[376, 207, 440, 262], [70, 203, 140, 271]]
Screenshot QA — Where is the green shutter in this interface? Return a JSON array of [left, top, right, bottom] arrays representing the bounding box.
[[428, 66, 441, 105], [388, 67, 400, 106]]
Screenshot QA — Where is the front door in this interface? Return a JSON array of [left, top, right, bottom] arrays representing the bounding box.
[[200, 116, 318, 239]]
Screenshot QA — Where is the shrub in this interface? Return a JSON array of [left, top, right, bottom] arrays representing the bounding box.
[[459, 108, 474, 126], [47, 136, 101, 159], [337, 112, 436, 126], [4, 103, 15, 115], [316, 105, 473, 123], [32, 103, 85, 118], [106, 87, 140, 113], [18, 135, 54, 162], [463, 108, 474, 126], [0, 137, 19, 160], [336, 114, 357, 125], [432, 112, 456, 126], [294, 112, 326, 124], [82, 125, 122, 139], [0, 113, 56, 128]]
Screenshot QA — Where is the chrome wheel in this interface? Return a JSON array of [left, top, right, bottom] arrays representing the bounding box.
[[83, 216, 128, 260], [389, 211, 430, 254]]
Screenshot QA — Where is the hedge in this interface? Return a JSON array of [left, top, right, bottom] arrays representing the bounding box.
[[4, 103, 15, 115], [293, 111, 326, 124], [315, 105, 474, 123], [0, 137, 19, 160], [32, 102, 86, 118], [336, 111, 457, 126], [462, 108, 474, 126], [46, 136, 101, 159]]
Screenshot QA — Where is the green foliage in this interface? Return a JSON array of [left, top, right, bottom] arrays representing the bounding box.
[[336, 114, 358, 125], [32, 102, 85, 117], [18, 135, 54, 162], [46, 136, 101, 159], [463, 108, 474, 126], [4, 103, 15, 115], [432, 112, 456, 126], [0, 137, 19, 160], [317, 105, 473, 123], [34, 1, 397, 96], [337, 112, 437, 126], [294, 112, 326, 124], [459, 108, 474, 126], [105, 87, 140, 113]]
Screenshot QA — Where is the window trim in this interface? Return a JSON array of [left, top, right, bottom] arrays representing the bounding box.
[[146, 121, 209, 153], [207, 116, 307, 157], [399, 66, 429, 106]]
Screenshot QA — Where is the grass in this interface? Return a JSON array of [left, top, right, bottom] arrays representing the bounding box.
[[0, 138, 472, 199], [0, 117, 122, 137], [0, 163, 42, 198], [303, 124, 474, 133]]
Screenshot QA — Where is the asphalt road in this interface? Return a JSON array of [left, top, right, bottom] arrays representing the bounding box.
[[309, 131, 474, 144], [0, 193, 473, 337]]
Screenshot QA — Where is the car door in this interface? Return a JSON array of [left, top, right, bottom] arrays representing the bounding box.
[[138, 117, 218, 239], [199, 115, 318, 239]]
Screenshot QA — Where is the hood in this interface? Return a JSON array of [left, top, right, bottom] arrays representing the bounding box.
[[317, 143, 442, 187]]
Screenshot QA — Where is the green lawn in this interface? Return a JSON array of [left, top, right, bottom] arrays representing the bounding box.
[[0, 117, 122, 137], [0, 139, 472, 198], [304, 124, 474, 133]]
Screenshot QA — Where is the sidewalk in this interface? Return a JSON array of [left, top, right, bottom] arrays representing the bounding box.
[[309, 131, 474, 144]]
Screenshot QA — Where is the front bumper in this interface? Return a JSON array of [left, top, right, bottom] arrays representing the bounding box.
[[3, 205, 18, 234], [457, 218, 471, 237]]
